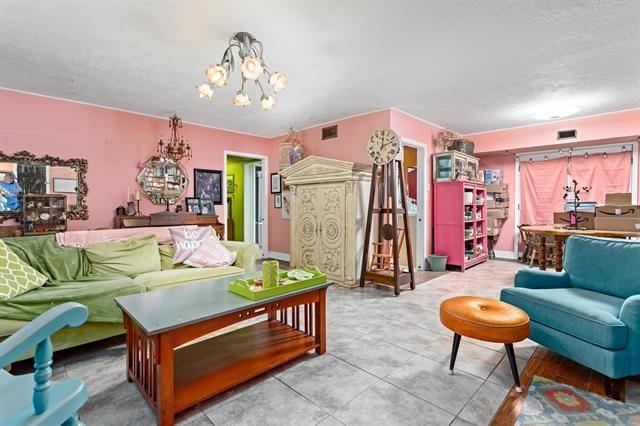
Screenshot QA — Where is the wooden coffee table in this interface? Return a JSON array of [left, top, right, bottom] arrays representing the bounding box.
[[115, 274, 331, 426]]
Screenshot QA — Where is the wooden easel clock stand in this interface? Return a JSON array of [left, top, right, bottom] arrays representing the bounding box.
[[360, 159, 416, 296]]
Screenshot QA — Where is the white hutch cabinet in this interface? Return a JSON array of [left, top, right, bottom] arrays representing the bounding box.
[[280, 156, 371, 287]]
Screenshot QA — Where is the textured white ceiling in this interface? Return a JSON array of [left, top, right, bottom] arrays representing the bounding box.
[[1, 1, 639, 136]]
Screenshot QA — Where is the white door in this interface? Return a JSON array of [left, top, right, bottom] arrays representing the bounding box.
[[243, 162, 265, 256]]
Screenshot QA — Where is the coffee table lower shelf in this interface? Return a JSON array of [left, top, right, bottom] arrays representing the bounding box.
[[173, 320, 317, 411], [121, 283, 328, 426]]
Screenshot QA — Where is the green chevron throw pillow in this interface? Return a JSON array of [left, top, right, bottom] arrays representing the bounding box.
[[0, 239, 47, 300]]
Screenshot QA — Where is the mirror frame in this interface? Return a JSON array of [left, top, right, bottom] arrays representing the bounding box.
[[0, 150, 89, 223]]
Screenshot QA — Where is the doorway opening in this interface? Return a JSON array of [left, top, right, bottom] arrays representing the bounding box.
[[224, 152, 269, 257], [400, 138, 427, 270]]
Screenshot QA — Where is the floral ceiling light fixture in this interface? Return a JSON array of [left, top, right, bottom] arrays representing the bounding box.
[[196, 32, 287, 111]]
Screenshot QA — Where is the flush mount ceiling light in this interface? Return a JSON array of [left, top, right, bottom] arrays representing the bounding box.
[[196, 32, 287, 111], [532, 104, 580, 120]]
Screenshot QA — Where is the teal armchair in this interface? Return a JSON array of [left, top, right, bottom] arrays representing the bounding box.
[[0, 302, 88, 425], [501, 235, 640, 399]]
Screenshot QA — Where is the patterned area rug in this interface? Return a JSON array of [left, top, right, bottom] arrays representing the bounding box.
[[517, 376, 640, 425]]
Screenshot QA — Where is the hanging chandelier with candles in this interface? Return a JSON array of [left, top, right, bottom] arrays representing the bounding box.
[[196, 32, 288, 111], [157, 114, 192, 162]]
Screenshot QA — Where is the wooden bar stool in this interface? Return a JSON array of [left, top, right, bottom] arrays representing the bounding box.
[[440, 296, 530, 392]]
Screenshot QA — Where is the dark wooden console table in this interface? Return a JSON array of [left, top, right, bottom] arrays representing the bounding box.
[[114, 212, 225, 238]]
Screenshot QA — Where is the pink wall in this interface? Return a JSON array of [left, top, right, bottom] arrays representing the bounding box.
[[0, 89, 270, 231], [469, 109, 640, 255], [469, 108, 640, 154], [267, 110, 391, 254]]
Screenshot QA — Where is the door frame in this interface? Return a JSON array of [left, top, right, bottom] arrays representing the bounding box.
[[223, 150, 269, 258], [513, 139, 639, 259], [400, 137, 427, 270], [243, 161, 264, 247]]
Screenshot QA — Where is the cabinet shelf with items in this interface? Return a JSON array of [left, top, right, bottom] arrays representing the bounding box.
[[433, 151, 480, 182], [23, 194, 67, 235], [434, 181, 488, 271]]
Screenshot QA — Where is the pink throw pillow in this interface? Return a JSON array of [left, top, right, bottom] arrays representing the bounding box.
[[184, 237, 237, 268], [169, 227, 213, 264]]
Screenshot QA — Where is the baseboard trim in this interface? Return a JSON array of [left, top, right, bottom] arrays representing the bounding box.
[[267, 251, 290, 262], [494, 250, 518, 260]]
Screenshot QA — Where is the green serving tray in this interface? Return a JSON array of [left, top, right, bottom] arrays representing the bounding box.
[[228, 267, 327, 300]]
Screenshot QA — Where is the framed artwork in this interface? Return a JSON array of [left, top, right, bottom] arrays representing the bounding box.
[[227, 174, 235, 194], [185, 197, 200, 214], [281, 190, 291, 219], [52, 178, 77, 193], [199, 198, 216, 216], [274, 194, 282, 209], [194, 168, 222, 204], [270, 173, 281, 194]]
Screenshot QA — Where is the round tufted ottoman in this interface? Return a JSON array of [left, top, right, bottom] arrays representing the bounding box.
[[440, 296, 530, 392]]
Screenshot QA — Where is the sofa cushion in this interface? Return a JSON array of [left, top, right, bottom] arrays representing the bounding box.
[[0, 239, 48, 300], [134, 266, 244, 290], [501, 287, 627, 350], [158, 244, 189, 270], [85, 234, 161, 276], [3, 235, 91, 281], [564, 236, 640, 299], [184, 237, 237, 268], [169, 227, 213, 264], [0, 275, 145, 323]]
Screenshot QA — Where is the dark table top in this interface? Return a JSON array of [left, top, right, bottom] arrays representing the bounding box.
[[114, 272, 332, 335]]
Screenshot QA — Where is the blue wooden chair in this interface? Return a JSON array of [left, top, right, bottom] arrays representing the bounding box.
[[0, 302, 89, 426]]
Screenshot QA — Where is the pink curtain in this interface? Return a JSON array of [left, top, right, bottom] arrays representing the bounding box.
[[569, 151, 631, 203], [520, 157, 568, 225]]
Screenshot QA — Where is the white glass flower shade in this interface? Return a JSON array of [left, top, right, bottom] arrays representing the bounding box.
[[233, 91, 251, 107], [269, 72, 288, 93], [260, 94, 276, 111], [196, 83, 214, 101], [205, 65, 228, 87], [241, 56, 263, 80]]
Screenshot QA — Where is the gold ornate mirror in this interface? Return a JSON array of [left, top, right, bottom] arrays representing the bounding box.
[[0, 150, 88, 223], [136, 156, 189, 205]]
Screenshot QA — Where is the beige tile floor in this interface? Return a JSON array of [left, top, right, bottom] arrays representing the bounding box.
[[45, 260, 555, 425]]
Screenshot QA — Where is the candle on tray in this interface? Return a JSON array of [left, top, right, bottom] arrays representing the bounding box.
[[262, 260, 279, 289]]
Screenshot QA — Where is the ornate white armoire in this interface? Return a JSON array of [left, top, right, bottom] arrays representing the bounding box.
[[280, 156, 371, 287]]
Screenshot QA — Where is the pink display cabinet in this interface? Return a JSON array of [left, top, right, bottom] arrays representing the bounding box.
[[433, 181, 488, 271]]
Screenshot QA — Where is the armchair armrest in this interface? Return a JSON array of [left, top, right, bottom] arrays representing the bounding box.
[[0, 302, 88, 368], [220, 241, 260, 273], [514, 269, 572, 290]]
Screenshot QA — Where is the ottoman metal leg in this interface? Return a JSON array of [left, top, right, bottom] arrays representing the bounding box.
[[505, 343, 522, 392], [449, 333, 461, 375]]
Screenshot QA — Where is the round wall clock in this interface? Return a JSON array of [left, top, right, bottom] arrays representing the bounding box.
[[367, 129, 400, 165]]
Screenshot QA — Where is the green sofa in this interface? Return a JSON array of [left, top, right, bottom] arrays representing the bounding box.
[[0, 234, 259, 359]]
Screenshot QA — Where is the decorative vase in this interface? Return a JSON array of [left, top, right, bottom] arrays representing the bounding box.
[[262, 260, 279, 289]]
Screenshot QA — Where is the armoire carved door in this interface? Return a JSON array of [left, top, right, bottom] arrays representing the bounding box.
[[294, 183, 345, 282]]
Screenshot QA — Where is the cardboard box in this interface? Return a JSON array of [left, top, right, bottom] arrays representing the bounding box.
[[486, 199, 496, 209], [595, 205, 640, 218], [487, 217, 500, 228], [605, 193, 632, 205], [595, 217, 640, 232], [486, 227, 500, 237], [487, 208, 508, 219], [487, 183, 508, 193], [553, 211, 595, 230], [493, 200, 509, 209]]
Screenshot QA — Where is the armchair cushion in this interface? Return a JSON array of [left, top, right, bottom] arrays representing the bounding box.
[[501, 287, 627, 350], [564, 236, 640, 299]]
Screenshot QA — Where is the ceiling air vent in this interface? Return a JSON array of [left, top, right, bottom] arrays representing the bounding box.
[[557, 129, 577, 140], [322, 125, 338, 140]]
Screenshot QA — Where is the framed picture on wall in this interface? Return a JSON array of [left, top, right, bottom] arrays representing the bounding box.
[[52, 178, 77, 193], [270, 173, 281, 194], [274, 194, 282, 209], [194, 169, 222, 204], [185, 197, 200, 214], [281, 190, 291, 219], [199, 198, 216, 216]]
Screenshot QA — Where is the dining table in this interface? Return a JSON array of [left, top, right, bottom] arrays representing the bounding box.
[[520, 224, 640, 272]]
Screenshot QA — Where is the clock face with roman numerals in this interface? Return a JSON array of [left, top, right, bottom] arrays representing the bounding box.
[[367, 129, 400, 165]]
